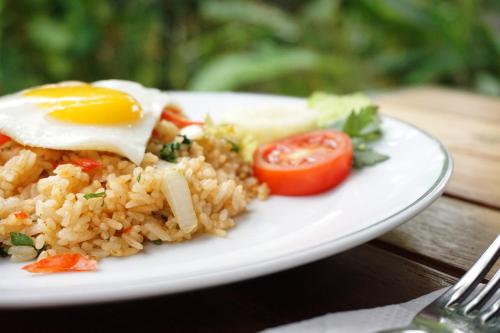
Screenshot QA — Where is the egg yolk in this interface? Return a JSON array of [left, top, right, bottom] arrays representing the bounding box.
[[24, 84, 142, 125]]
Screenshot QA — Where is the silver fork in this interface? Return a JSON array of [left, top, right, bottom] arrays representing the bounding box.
[[378, 235, 500, 333]]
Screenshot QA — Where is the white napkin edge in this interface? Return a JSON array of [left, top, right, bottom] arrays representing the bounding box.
[[260, 287, 448, 333]]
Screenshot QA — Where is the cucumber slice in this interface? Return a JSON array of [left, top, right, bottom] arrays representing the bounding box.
[[217, 105, 318, 144]]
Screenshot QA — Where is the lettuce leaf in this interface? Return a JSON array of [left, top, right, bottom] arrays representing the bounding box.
[[308, 92, 373, 127]]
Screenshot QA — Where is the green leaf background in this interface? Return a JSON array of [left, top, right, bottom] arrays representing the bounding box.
[[0, 0, 498, 96]]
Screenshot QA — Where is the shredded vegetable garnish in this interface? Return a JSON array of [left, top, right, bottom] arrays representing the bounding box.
[[226, 139, 240, 153], [0, 133, 11, 145], [180, 135, 192, 145], [161, 105, 204, 129], [71, 158, 102, 172], [159, 135, 193, 163], [204, 115, 257, 162], [10, 232, 34, 247], [22, 253, 97, 273], [83, 192, 106, 200], [160, 141, 180, 162], [14, 211, 29, 219]]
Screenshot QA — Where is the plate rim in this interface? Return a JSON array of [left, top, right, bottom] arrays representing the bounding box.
[[0, 93, 453, 308]]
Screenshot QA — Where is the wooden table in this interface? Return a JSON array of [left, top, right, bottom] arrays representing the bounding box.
[[2, 87, 500, 332]]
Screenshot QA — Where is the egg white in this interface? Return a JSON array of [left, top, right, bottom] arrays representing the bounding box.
[[0, 80, 169, 164]]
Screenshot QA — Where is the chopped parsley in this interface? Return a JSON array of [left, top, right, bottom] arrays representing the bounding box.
[[137, 173, 142, 182], [160, 141, 180, 162], [10, 232, 34, 247], [83, 192, 106, 200], [180, 135, 192, 145], [160, 135, 193, 162], [152, 239, 162, 245]]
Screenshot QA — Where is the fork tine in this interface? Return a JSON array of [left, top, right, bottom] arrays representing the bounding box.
[[464, 268, 500, 314], [479, 297, 499, 323], [441, 235, 500, 307]]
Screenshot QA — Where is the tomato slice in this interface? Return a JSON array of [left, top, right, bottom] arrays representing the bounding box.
[[161, 105, 203, 129], [22, 253, 97, 273], [0, 133, 11, 145], [253, 130, 352, 195]]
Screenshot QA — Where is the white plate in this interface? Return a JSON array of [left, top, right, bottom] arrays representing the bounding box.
[[0, 92, 452, 308]]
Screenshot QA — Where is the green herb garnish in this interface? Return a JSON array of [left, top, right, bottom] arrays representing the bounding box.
[[226, 139, 240, 153], [309, 92, 389, 169], [152, 239, 162, 245], [137, 173, 141, 182], [181, 135, 192, 145], [10, 232, 34, 246], [353, 149, 389, 168], [160, 141, 180, 162], [160, 135, 192, 162], [339, 106, 389, 169], [83, 192, 106, 200], [340, 106, 382, 141]]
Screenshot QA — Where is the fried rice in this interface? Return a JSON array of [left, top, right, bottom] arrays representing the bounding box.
[[0, 119, 268, 263]]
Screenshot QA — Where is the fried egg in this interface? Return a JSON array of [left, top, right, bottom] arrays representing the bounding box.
[[0, 80, 169, 164]]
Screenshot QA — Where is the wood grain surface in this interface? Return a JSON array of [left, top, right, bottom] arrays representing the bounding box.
[[373, 88, 500, 282], [377, 197, 500, 279], [2, 87, 499, 333], [376, 87, 500, 209]]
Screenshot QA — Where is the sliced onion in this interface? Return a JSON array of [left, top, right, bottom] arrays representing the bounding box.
[[180, 124, 204, 140], [160, 167, 197, 233]]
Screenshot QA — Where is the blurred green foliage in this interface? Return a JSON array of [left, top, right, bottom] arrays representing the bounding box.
[[0, 0, 499, 96]]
